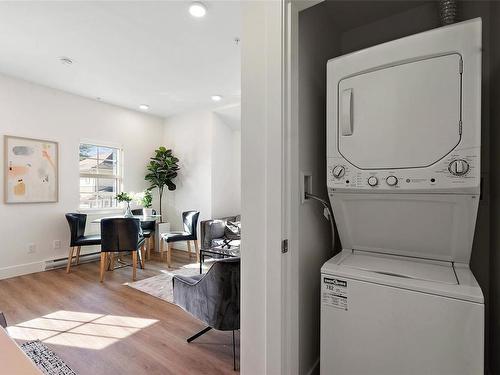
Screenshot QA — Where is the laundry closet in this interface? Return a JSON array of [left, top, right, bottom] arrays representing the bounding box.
[[294, 1, 500, 374]]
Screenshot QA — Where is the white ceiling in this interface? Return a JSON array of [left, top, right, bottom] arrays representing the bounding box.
[[0, 1, 241, 118]]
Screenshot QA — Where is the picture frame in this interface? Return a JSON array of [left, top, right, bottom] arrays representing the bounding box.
[[4, 135, 59, 203]]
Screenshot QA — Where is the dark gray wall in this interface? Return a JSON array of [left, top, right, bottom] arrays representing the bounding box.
[[305, 0, 496, 373], [298, 5, 341, 374], [489, 2, 500, 373]]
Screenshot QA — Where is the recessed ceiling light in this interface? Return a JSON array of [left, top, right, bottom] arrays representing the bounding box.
[[189, 2, 207, 18], [139, 104, 150, 111], [59, 57, 73, 65], [211, 95, 222, 102]]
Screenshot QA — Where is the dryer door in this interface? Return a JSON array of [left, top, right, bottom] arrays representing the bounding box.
[[338, 54, 462, 170]]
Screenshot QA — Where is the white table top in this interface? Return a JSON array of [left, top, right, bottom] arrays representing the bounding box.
[[91, 215, 161, 223], [0, 327, 43, 374]]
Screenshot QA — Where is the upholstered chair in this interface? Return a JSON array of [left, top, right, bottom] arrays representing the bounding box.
[[160, 211, 200, 267], [100, 218, 145, 282], [173, 257, 240, 370], [132, 208, 157, 258], [65, 213, 101, 273]]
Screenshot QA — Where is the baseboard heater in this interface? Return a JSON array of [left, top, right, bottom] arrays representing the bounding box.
[[45, 252, 101, 271]]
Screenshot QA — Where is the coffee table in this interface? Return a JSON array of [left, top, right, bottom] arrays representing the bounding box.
[[200, 247, 240, 274]]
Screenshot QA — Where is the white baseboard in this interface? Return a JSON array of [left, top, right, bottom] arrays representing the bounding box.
[[0, 261, 46, 280], [306, 357, 320, 375]]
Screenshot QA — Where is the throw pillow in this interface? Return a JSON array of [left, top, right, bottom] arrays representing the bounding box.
[[225, 221, 241, 240]]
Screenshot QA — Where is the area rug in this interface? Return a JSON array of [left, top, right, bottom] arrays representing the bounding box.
[[21, 340, 76, 375], [127, 263, 207, 304]]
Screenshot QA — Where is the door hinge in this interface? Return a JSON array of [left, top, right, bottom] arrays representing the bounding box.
[[459, 120, 462, 135], [282, 239, 289, 254]]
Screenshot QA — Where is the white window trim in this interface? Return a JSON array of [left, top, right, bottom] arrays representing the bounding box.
[[79, 141, 124, 210]]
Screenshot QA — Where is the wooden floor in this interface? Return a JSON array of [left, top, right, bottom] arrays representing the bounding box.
[[0, 250, 239, 375]]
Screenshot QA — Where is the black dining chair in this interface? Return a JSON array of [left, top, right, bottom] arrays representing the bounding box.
[[100, 218, 146, 282], [173, 257, 240, 370], [132, 209, 157, 258], [65, 213, 101, 273], [160, 211, 200, 268]]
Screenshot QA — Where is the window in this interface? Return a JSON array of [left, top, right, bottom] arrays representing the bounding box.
[[79, 143, 122, 209]]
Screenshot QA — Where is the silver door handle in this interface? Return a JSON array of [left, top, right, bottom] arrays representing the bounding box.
[[341, 88, 353, 136]]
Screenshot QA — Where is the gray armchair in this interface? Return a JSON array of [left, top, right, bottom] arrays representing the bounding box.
[[173, 257, 240, 370], [200, 215, 241, 251]]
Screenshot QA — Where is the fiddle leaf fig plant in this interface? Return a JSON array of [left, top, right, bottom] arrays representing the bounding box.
[[145, 147, 179, 221]]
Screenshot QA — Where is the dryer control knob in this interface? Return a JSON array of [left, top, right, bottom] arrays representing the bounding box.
[[386, 175, 398, 186], [332, 165, 346, 179], [449, 159, 469, 176], [367, 176, 378, 187]]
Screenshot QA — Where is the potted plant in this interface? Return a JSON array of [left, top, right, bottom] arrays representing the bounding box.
[[116, 192, 133, 217], [136, 189, 153, 216], [145, 147, 179, 221]]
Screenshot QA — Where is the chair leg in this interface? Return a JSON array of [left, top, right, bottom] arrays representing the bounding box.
[[109, 252, 115, 270], [75, 246, 81, 265], [132, 250, 137, 281], [194, 240, 200, 263], [187, 326, 212, 343], [160, 237, 165, 261], [233, 330, 237, 371], [99, 253, 106, 282], [66, 247, 75, 273], [140, 245, 146, 269], [187, 240, 192, 258], [147, 238, 151, 260], [167, 243, 172, 268]]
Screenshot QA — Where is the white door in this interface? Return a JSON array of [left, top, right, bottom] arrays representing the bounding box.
[[338, 54, 462, 169]]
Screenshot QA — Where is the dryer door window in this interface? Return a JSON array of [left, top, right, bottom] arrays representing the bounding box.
[[338, 54, 462, 170]]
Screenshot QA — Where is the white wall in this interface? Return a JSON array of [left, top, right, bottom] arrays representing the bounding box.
[[0, 73, 165, 279], [162, 110, 214, 232], [162, 109, 241, 241], [212, 114, 241, 218]]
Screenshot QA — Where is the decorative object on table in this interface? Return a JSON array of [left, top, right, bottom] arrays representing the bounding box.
[[21, 340, 77, 375], [100, 217, 146, 282], [200, 215, 241, 273], [65, 213, 101, 273], [127, 261, 207, 303], [115, 192, 133, 217], [4, 135, 58, 203], [145, 147, 179, 221], [134, 189, 154, 216], [173, 257, 240, 370], [160, 211, 200, 268]]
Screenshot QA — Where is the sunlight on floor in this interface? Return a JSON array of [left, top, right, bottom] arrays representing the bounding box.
[[7, 310, 158, 350]]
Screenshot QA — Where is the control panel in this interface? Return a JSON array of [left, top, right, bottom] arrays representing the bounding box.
[[327, 147, 479, 193]]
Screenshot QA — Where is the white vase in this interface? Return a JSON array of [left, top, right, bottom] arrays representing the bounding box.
[[143, 208, 154, 216], [124, 203, 133, 218]]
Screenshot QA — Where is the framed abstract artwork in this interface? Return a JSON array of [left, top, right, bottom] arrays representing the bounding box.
[[4, 135, 59, 203]]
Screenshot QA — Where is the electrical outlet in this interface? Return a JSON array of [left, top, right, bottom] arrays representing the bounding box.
[[27, 243, 36, 254], [53, 240, 61, 250]]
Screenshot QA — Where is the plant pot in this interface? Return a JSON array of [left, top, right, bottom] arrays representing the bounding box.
[[143, 208, 154, 217]]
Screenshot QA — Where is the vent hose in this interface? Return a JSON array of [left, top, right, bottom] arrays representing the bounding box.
[[438, 0, 458, 25], [305, 192, 336, 253]]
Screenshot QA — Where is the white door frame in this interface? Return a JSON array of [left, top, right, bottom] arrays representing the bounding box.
[[241, 1, 322, 374]]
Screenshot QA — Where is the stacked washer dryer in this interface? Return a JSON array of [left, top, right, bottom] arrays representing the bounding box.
[[321, 19, 483, 375]]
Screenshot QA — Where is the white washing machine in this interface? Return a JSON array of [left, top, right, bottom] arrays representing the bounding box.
[[321, 19, 484, 375]]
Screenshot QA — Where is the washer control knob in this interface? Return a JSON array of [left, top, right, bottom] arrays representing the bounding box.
[[449, 159, 469, 176], [332, 165, 346, 179], [386, 175, 398, 186], [367, 176, 378, 187]]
